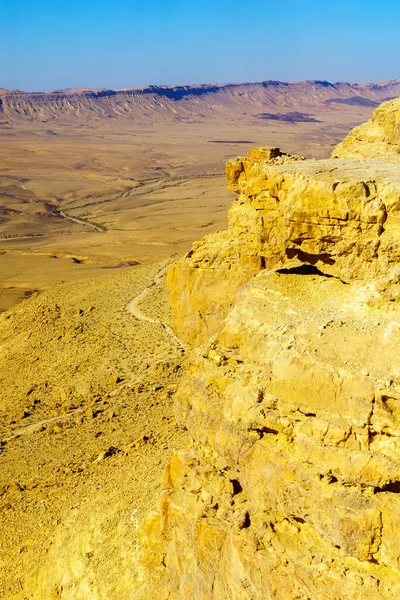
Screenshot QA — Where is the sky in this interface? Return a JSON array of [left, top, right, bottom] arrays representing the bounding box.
[[1, 0, 400, 91]]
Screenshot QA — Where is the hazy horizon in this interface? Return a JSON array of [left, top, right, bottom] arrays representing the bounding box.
[[2, 0, 400, 92], [4, 76, 400, 95]]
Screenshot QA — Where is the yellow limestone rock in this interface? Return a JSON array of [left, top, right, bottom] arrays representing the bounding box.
[[332, 97, 400, 158], [168, 146, 400, 345], [142, 269, 400, 599], [143, 109, 400, 599]]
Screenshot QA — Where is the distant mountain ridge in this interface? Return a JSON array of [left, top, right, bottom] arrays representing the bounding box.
[[1, 79, 399, 122]]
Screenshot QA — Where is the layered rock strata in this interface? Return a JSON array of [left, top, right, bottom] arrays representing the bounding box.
[[142, 103, 400, 599], [142, 267, 400, 598], [332, 97, 400, 158], [168, 147, 400, 345]]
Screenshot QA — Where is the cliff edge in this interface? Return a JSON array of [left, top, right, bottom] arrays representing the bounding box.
[[168, 146, 400, 346], [332, 97, 400, 158], [141, 100, 400, 599]]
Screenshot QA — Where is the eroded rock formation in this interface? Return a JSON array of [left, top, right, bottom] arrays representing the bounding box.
[[141, 101, 400, 599], [168, 146, 400, 345], [332, 97, 400, 158], [142, 271, 400, 598], [2, 80, 400, 123]]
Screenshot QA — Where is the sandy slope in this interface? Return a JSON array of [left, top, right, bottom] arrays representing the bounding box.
[[127, 262, 186, 351], [0, 260, 189, 599]]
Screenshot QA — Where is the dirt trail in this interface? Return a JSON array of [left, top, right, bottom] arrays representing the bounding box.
[[2, 262, 183, 445], [57, 210, 104, 232], [65, 171, 224, 212], [126, 262, 186, 351], [0, 235, 44, 242], [0, 261, 189, 600], [121, 178, 163, 198], [3, 410, 83, 442]]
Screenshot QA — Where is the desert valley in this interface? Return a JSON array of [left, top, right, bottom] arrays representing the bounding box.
[[2, 79, 400, 311], [2, 79, 400, 598]]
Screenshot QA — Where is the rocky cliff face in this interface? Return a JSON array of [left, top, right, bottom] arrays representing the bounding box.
[[168, 147, 400, 345], [141, 101, 400, 599], [142, 271, 400, 599], [332, 97, 400, 158]]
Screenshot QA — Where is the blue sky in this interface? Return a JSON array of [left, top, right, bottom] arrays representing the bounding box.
[[2, 0, 400, 91]]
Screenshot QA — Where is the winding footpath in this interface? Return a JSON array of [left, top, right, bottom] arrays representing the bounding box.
[[2, 262, 185, 443], [126, 263, 186, 351]]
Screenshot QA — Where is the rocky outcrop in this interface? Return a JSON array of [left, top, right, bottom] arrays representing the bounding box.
[[332, 97, 400, 158], [168, 147, 400, 345], [141, 103, 400, 599], [142, 266, 400, 599]]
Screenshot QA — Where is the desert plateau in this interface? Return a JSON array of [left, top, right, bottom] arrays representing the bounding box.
[[2, 79, 400, 311], [2, 76, 400, 600]]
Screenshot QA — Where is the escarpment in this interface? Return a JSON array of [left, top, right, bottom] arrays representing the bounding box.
[[332, 97, 400, 158], [141, 100, 400, 599], [142, 271, 400, 599], [168, 145, 400, 345]]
